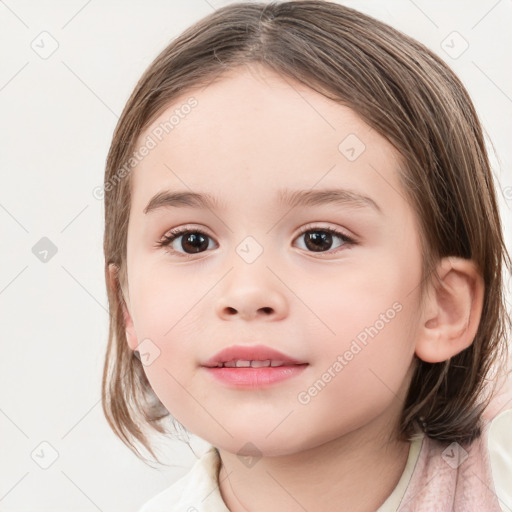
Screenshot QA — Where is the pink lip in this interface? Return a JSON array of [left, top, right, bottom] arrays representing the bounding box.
[[202, 344, 306, 367], [201, 344, 308, 389]]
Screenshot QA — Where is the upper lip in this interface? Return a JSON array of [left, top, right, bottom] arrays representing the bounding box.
[[202, 344, 307, 367]]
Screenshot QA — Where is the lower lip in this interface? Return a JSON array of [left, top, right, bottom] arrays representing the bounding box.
[[203, 364, 308, 388]]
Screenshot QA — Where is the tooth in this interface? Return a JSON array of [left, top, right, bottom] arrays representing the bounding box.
[[219, 359, 287, 368], [250, 360, 271, 368]]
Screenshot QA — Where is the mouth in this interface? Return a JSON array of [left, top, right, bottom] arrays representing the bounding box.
[[206, 359, 304, 368], [201, 344, 308, 388], [201, 343, 307, 368]]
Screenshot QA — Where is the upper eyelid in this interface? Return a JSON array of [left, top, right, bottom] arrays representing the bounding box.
[[299, 222, 354, 237], [160, 223, 356, 243]]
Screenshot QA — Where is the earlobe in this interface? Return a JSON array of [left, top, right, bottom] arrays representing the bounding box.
[[415, 257, 484, 363], [108, 263, 139, 351]]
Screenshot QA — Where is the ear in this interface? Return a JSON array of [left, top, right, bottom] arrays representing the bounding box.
[[415, 257, 484, 363], [108, 263, 139, 351]]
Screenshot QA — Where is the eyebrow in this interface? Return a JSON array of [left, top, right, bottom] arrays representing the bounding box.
[[143, 188, 382, 215]]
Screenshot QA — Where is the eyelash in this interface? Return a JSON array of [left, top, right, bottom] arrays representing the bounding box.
[[155, 224, 356, 259]]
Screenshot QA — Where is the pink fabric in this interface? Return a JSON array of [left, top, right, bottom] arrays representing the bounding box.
[[397, 420, 503, 511]]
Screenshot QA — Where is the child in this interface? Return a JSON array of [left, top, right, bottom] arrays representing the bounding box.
[[101, 1, 512, 510]]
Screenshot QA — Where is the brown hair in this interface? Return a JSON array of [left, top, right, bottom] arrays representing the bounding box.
[[101, 0, 511, 464]]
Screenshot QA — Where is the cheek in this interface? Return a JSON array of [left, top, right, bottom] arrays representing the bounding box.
[[294, 252, 420, 392], [293, 262, 411, 348], [127, 264, 216, 407], [130, 261, 206, 337], [289, 298, 418, 450]]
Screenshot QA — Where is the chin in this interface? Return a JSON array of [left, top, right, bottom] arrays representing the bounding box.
[[202, 426, 325, 459]]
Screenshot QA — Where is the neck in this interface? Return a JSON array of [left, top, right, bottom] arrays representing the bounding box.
[[217, 409, 412, 512]]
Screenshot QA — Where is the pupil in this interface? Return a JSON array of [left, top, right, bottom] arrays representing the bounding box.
[[182, 233, 208, 253], [305, 231, 332, 252]]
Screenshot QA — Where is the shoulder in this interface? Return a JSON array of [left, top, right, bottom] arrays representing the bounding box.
[[137, 446, 229, 512], [487, 406, 512, 511], [484, 373, 512, 509], [395, 404, 512, 511]]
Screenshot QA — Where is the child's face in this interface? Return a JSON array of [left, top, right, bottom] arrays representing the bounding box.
[[123, 63, 425, 455]]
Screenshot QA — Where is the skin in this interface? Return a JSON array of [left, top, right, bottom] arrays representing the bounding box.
[[114, 63, 484, 511]]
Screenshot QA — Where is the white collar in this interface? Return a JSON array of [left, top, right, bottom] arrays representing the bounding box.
[[139, 435, 424, 511]]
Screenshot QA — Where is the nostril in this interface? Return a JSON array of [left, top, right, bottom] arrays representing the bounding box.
[[226, 307, 237, 315], [260, 307, 273, 314]]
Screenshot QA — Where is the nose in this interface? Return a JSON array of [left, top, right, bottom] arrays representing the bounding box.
[[215, 268, 289, 322]]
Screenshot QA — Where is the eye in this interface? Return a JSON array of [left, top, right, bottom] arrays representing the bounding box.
[[156, 226, 217, 258], [294, 224, 355, 254], [156, 224, 356, 259]]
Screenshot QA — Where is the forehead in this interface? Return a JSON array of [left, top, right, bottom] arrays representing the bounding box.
[[130, 64, 406, 216]]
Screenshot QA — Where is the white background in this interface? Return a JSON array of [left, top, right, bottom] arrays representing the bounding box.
[[1, 0, 511, 510]]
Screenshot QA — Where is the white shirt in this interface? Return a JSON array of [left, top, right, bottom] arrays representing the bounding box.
[[137, 407, 512, 511]]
